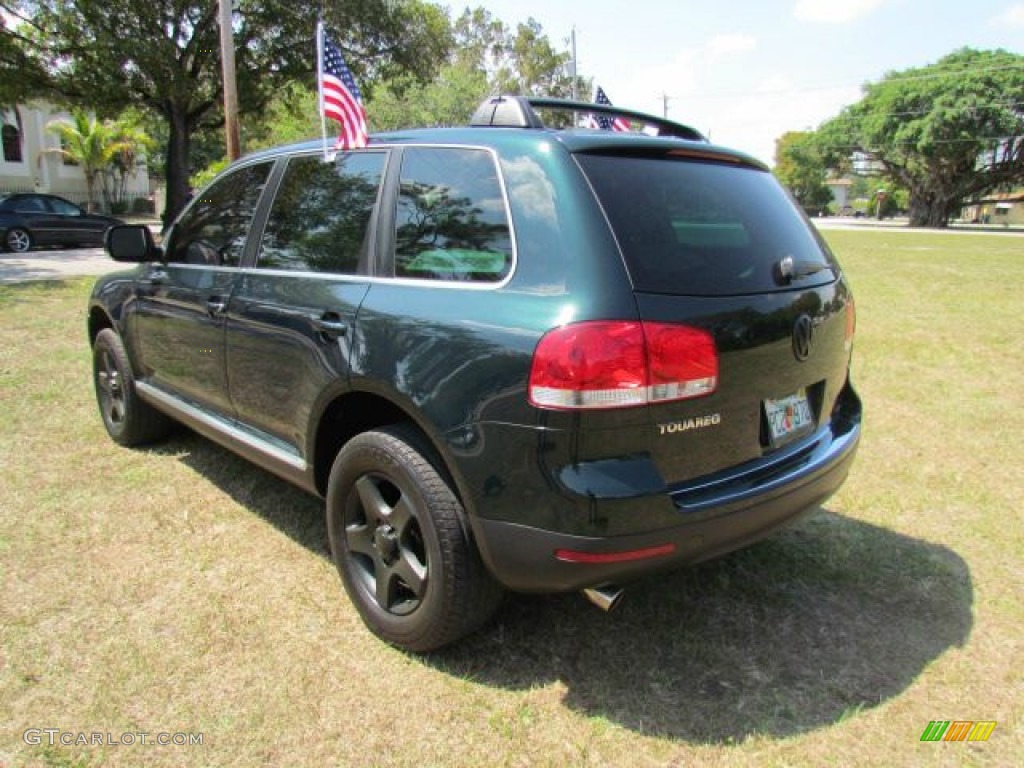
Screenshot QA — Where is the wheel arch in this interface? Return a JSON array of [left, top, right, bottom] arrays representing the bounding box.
[[87, 304, 116, 346], [310, 390, 473, 515]]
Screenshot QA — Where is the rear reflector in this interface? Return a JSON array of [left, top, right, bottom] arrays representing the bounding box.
[[528, 320, 718, 410], [554, 543, 677, 564]]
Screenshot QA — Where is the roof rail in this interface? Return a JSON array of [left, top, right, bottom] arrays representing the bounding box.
[[469, 95, 707, 142]]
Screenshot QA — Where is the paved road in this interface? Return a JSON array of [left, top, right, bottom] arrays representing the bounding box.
[[0, 246, 130, 284], [813, 217, 1023, 236]]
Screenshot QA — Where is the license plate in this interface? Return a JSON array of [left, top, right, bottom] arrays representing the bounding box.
[[765, 390, 814, 443]]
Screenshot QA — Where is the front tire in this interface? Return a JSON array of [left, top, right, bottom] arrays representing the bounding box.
[[92, 328, 172, 446], [326, 425, 503, 652]]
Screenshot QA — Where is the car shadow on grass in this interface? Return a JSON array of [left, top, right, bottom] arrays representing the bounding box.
[[166, 432, 972, 744], [436, 514, 973, 743]]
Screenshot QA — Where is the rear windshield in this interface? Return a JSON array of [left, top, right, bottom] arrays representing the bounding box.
[[577, 154, 836, 296]]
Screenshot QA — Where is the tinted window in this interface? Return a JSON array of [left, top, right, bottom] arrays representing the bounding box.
[[166, 162, 272, 267], [49, 197, 81, 216], [578, 154, 835, 296], [258, 152, 385, 274], [394, 147, 512, 282], [14, 196, 47, 213]]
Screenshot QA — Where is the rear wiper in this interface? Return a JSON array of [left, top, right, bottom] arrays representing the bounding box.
[[775, 255, 830, 283]]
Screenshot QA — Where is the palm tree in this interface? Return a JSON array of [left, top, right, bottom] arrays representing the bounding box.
[[44, 111, 137, 213]]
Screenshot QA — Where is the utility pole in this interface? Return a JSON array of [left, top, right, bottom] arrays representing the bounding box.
[[661, 92, 670, 118], [570, 27, 578, 102], [219, 0, 241, 161]]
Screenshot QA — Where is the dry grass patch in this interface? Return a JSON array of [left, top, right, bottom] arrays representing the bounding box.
[[1, 230, 1021, 767]]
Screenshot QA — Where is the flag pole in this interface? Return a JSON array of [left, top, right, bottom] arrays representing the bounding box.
[[316, 19, 329, 162]]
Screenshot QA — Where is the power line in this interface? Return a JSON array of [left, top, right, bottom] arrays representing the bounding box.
[[789, 135, 1022, 153], [677, 63, 1024, 101]]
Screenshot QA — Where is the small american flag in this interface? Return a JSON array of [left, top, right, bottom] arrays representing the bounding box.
[[588, 87, 630, 132], [320, 30, 368, 149]]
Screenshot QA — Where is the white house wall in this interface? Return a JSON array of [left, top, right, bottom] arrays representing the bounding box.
[[1, 102, 150, 207]]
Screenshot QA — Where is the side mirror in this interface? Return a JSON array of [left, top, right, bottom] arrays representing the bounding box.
[[105, 225, 162, 263]]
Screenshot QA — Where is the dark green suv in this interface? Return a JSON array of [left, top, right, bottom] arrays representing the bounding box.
[[88, 96, 861, 651]]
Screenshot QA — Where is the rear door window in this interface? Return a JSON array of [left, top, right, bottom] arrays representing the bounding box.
[[258, 152, 387, 274], [577, 154, 836, 295]]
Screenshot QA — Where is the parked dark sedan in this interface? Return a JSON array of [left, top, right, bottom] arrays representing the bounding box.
[[0, 193, 122, 253]]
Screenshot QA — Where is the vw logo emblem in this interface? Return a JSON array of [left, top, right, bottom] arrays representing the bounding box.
[[792, 315, 814, 362]]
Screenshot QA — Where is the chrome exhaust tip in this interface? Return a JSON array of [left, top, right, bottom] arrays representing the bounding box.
[[582, 585, 624, 612]]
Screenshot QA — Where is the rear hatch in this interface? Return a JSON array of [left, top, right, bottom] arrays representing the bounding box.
[[575, 149, 855, 485]]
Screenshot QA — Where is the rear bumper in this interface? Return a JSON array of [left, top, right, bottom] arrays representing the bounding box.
[[471, 411, 860, 592]]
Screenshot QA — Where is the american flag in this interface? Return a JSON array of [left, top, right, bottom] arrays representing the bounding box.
[[588, 87, 630, 132], [320, 30, 368, 149]]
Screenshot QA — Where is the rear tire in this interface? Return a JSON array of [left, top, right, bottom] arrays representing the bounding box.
[[326, 425, 503, 652], [5, 227, 31, 253], [92, 328, 173, 446]]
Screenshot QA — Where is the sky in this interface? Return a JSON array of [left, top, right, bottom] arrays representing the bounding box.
[[464, 0, 1024, 164]]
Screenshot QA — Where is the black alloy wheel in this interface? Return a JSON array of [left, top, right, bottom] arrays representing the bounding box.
[[326, 425, 503, 652], [92, 328, 172, 446]]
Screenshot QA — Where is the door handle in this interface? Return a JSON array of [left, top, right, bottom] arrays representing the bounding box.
[[140, 267, 166, 286], [206, 296, 228, 315], [313, 312, 348, 340]]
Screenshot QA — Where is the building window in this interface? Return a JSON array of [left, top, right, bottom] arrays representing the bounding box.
[[1, 124, 22, 163]]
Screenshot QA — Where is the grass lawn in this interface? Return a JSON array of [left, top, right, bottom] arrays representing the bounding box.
[[1, 229, 1021, 767]]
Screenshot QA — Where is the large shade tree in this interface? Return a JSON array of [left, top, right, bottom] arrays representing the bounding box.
[[817, 48, 1024, 227], [2, 0, 450, 223]]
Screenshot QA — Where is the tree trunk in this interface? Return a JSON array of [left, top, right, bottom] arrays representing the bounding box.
[[84, 170, 97, 214], [908, 189, 953, 228], [163, 105, 193, 227]]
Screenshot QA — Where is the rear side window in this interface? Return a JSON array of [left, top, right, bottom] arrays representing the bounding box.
[[14, 196, 47, 213], [394, 147, 513, 283], [578, 154, 835, 295], [258, 152, 386, 274], [166, 162, 272, 267]]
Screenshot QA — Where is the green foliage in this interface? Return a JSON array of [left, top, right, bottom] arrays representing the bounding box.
[[8, 1, 451, 223], [245, 84, 322, 150], [368, 61, 490, 131], [44, 110, 150, 213], [773, 131, 834, 215], [368, 8, 586, 130], [190, 157, 230, 191], [7, 1, 585, 219], [0, 10, 50, 108], [817, 48, 1024, 227]]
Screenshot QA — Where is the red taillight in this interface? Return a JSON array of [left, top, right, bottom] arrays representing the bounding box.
[[528, 320, 718, 410]]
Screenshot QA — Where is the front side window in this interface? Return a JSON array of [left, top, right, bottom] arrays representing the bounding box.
[[166, 162, 272, 267], [258, 152, 386, 274], [394, 147, 513, 282]]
